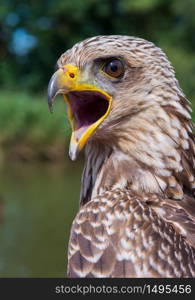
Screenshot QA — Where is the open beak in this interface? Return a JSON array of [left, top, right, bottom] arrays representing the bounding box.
[[47, 64, 112, 160]]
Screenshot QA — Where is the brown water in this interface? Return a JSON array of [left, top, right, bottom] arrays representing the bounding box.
[[0, 161, 82, 277]]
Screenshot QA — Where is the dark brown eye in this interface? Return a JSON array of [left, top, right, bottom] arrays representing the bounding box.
[[104, 59, 124, 78]]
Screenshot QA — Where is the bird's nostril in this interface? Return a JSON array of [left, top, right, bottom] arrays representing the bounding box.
[[69, 73, 75, 78]]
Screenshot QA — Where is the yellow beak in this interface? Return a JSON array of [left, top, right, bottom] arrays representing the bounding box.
[[47, 64, 112, 160]]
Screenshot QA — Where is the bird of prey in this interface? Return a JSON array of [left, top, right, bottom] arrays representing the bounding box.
[[48, 35, 195, 278]]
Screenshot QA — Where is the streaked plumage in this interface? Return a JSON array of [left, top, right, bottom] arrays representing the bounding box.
[[48, 35, 195, 277]]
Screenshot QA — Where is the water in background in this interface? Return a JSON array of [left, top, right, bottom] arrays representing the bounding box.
[[0, 160, 82, 277]]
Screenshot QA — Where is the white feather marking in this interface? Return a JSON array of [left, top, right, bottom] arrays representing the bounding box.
[[120, 238, 132, 251]]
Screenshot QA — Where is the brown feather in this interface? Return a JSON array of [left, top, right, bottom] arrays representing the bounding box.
[[55, 35, 195, 277], [68, 190, 195, 277]]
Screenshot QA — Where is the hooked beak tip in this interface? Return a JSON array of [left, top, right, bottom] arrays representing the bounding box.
[[48, 100, 54, 113], [47, 71, 61, 113]]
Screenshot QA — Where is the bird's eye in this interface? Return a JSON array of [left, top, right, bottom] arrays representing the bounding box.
[[104, 59, 124, 78]]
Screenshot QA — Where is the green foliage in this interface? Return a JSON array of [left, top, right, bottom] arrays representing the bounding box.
[[121, 0, 162, 12], [0, 0, 194, 158], [0, 90, 70, 160], [0, 0, 195, 99]]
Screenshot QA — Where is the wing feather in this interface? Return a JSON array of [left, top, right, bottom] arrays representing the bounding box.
[[68, 189, 195, 277]]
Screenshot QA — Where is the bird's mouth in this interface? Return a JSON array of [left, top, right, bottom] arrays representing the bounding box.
[[47, 66, 112, 160], [66, 90, 111, 143], [62, 89, 111, 160]]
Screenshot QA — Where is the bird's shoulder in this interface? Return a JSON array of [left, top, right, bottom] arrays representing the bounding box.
[[147, 193, 195, 249], [67, 189, 195, 277]]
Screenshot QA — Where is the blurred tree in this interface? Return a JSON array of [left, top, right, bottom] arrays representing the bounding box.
[[0, 0, 195, 101]]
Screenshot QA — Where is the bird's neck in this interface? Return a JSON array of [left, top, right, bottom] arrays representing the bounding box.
[[80, 104, 195, 206]]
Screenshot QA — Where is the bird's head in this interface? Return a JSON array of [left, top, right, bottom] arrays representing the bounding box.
[[48, 35, 190, 161]]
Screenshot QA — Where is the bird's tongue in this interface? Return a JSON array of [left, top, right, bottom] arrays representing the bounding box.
[[74, 125, 89, 141]]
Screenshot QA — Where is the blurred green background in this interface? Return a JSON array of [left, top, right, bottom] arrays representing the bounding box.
[[0, 0, 195, 277]]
